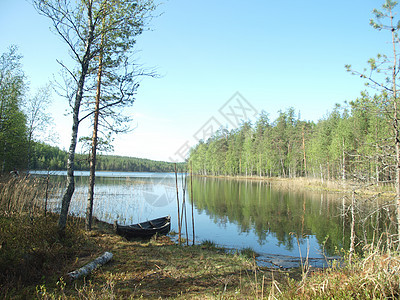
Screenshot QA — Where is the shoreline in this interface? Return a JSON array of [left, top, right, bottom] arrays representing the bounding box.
[[193, 174, 396, 196]]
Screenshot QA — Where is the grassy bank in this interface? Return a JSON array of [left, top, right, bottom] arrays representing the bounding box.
[[0, 211, 297, 298], [1, 176, 400, 298], [34, 221, 299, 299], [199, 174, 396, 196], [4, 216, 400, 299]]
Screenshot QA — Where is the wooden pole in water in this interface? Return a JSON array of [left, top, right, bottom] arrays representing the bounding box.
[[175, 163, 181, 244], [182, 171, 189, 246], [180, 172, 185, 232], [190, 161, 195, 245]]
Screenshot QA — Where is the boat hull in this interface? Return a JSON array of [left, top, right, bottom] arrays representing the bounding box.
[[115, 216, 171, 239]]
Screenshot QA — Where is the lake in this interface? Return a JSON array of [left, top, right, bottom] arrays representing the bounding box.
[[32, 171, 394, 268]]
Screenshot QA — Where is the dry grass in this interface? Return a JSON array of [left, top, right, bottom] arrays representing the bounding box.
[[280, 250, 400, 299], [38, 222, 296, 299], [0, 176, 47, 215], [0, 176, 87, 298], [37, 222, 400, 299]]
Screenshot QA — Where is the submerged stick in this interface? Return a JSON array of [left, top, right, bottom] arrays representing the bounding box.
[[67, 252, 113, 280]]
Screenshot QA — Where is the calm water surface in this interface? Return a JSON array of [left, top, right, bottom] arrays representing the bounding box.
[[33, 171, 392, 268]]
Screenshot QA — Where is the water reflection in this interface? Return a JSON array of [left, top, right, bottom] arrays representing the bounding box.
[[191, 178, 331, 256], [33, 171, 396, 266]]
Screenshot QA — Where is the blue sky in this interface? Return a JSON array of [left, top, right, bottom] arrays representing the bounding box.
[[0, 0, 388, 162]]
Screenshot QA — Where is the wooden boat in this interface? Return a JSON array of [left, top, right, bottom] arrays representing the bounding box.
[[114, 216, 171, 239]]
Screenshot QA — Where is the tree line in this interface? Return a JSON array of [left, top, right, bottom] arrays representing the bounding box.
[[30, 142, 183, 172], [189, 94, 393, 185]]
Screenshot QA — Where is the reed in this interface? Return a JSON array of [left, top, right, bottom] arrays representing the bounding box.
[[200, 239, 218, 250], [240, 247, 259, 259], [279, 236, 400, 299], [0, 176, 86, 297], [0, 176, 46, 215]]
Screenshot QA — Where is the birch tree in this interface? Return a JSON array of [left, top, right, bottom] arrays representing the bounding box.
[[32, 0, 155, 233], [24, 84, 55, 171], [346, 0, 400, 238]]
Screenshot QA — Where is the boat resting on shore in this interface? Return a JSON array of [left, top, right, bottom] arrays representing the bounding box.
[[114, 216, 171, 239]]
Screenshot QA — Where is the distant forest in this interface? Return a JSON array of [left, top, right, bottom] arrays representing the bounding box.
[[30, 142, 185, 172], [189, 94, 394, 184]]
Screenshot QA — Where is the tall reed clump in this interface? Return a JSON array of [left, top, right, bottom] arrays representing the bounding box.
[[0, 176, 85, 297], [279, 247, 400, 299]]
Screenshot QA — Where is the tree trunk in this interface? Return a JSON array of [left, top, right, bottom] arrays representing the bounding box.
[[302, 126, 307, 176], [395, 103, 400, 239], [320, 164, 324, 184], [342, 137, 346, 181], [27, 131, 33, 172], [389, 9, 400, 239], [67, 252, 113, 280], [280, 159, 286, 177], [327, 157, 330, 180], [58, 78, 84, 232], [376, 142, 379, 186], [349, 191, 356, 264], [86, 33, 103, 231], [58, 5, 95, 233]]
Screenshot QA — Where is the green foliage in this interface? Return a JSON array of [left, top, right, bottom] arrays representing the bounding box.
[[0, 46, 57, 174], [189, 96, 393, 184], [95, 155, 185, 172], [0, 46, 28, 173], [80, 0, 157, 137]]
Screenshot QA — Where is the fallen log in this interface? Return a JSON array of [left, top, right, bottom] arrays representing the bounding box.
[[67, 252, 113, 280]]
